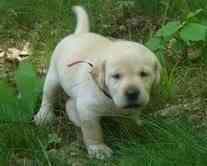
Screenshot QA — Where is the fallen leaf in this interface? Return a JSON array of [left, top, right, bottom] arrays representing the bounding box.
[[6, 48, 21, 62], [6, 42, 31, 62], [20, 42, 31, 56], [0, 52, 5, 58]]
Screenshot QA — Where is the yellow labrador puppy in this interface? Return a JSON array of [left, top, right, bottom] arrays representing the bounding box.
[[34, 6, 161, 159]]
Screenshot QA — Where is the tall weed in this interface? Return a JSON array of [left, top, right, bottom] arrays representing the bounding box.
[[0, 62, 42, 122]]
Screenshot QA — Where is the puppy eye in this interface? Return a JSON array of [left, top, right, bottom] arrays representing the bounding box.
[[140, 71, 149, 78], [112, 73, 122, 80]]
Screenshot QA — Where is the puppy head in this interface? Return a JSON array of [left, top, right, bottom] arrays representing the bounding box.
[[92, 41, 161, 111]]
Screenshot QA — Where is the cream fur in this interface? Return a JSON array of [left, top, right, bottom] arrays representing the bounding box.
[[34, 6, 161, 159]]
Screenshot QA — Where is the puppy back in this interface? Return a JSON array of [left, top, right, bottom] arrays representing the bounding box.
[[72, 6, 90, 34]]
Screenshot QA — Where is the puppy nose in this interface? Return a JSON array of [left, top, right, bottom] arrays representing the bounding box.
[[125, 88, 140, 101]]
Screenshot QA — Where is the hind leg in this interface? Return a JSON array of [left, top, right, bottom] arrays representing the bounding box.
[[34, 64, 60, 125], [65, 99, 81, 127], [65, 99, 83, 144]]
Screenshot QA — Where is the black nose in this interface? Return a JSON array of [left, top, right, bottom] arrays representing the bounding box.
[[125, 88, 140, 101]]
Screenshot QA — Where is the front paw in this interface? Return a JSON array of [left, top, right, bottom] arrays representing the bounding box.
[[34, 108, 55, 125], [87, 144, 113, 160]]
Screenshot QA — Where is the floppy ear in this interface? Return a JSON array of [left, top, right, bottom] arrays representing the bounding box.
[[154, 58, 162, 86], [90, 61, 107, 91]]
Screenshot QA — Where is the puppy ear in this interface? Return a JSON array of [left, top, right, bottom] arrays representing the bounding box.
[[90, 61, 107, 91], [154, 59, 162, 86]]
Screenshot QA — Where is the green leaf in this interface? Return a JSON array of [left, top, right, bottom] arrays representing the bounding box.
[[0, 63, 42, 122], [180, 23, 207, 42], [0, 81, 19, 122], [0, 81, 17, 105], [186, 9, 203, 20], [156, 21, 180, 37], [145, 37, 164, 51], [15, 62, 42, 113]]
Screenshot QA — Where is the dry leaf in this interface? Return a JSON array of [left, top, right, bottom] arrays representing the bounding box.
[[20, 42, 31, 56], [6, 48, 21, 61], [0, 48, 4, 58], [6, 42, 31, 62]]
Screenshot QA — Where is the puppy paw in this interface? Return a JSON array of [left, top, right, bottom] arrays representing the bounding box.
[[87, 144, 113, 160], [34, 108, 55, 125]]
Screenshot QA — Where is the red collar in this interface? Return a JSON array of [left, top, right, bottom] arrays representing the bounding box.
[[67, 60, 93, 68]]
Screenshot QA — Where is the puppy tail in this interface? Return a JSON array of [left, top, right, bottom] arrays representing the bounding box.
[[72, 6, 90, 34]]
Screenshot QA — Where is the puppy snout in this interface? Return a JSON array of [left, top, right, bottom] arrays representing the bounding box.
[[125, 87, 140, 101]]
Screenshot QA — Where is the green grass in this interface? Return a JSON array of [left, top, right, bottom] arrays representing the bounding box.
[[0, 123, 49, 165], [1, 116, 207, 165], [118, 117, 207, 166], [0, 0, 207, 165]]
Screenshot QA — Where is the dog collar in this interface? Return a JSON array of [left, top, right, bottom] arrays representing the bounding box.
[[100, 88, 112, 99], [67, 60, 93, 68], [67, 60, 112, 100]]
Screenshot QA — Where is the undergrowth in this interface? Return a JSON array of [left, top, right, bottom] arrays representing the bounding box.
[[118, 117, 207, 166]]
